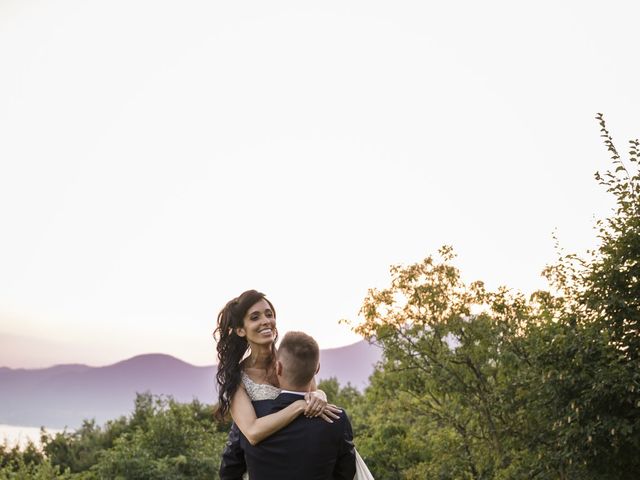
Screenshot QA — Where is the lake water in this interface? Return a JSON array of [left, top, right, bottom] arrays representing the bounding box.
[[0, 424, 65, 449]]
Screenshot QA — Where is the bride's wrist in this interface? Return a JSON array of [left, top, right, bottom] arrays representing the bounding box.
[[294, 399, 307, 414], [313, 389, 327, 402]]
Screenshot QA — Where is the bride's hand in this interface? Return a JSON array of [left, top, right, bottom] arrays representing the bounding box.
[[304, 390, 342, 422]]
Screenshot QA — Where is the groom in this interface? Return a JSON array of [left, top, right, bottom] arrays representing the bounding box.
[[219, 331, 357, 480]]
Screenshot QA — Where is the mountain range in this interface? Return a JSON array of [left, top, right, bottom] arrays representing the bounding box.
[[0, 341, 381, 429]]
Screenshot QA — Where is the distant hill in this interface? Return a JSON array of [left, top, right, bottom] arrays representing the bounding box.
[[317, 340, 382, 390], [0, 341, 381, 429]]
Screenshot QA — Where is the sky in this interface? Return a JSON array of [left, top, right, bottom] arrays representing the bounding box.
[[1, 0, 638, 368]]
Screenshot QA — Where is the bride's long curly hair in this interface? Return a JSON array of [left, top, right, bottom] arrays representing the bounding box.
[[213, 289, 277, 421]]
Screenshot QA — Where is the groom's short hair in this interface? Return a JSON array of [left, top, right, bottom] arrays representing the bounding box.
[[277, 332, 320, 388]]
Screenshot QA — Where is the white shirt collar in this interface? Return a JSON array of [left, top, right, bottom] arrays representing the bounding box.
[[280, 389, 307, 397]]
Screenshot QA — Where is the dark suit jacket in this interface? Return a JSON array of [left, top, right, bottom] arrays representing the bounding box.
[[219, 392, 356, 480]]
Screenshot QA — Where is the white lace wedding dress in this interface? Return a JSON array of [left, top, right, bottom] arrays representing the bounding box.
[[241, 373, 374, 480]]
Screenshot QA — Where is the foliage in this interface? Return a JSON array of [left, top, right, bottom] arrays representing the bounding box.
[[535, 113, 640, 478], [92, 395, 225, 480], [317, 377, 362, 411], [0, 457, 72, 480], [351, 249, 558, 478], [348, 115, 640, 479], [1, 393, 229, 479], [42, 418, 129, 474]]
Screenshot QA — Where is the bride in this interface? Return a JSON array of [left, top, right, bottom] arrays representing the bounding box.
[[214, 289, 374, 479]]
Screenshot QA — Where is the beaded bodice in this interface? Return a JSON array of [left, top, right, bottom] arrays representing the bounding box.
[[241, 372, 281, 401]]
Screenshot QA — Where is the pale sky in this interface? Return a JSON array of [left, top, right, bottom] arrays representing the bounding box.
[[1, 0, 638, 368]]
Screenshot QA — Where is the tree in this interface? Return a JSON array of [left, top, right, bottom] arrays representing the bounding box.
[[350, 115, 640, 479], [33, 393, 230, 479], [0, 441, 71, 480], [535, 114, 640, 478], [316, 377, 362, 411], [351, 248, 566, 479], [92, 393, 227, 480]]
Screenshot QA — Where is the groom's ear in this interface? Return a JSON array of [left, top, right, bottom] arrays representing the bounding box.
[[276, 360, 283, 376]]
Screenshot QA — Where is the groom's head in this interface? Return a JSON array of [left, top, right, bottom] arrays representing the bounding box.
[[276, 332, 320, 391]]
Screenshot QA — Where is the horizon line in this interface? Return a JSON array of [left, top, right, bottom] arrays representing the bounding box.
[[0, 339, 372, 371]]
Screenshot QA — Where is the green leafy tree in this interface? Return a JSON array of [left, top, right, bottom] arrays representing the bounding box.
[[317, 377, 362, 411], [350, 115, 640, 479], [535, 114, 640, 478], [0, 441, 71, 480], [18, 392, 230, 479], [42, 417, 129, 474], [351, 249, 563, 479], [92, 393, 227, 480]]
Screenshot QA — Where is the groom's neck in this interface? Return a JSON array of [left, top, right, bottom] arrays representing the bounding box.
[[278, 378, 312, 393]]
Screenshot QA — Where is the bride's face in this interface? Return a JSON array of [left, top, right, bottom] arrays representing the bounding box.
[[237, 298, 276, 346]]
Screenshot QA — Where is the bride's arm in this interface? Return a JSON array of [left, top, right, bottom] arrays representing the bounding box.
[[230, 385, 307, 446]]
